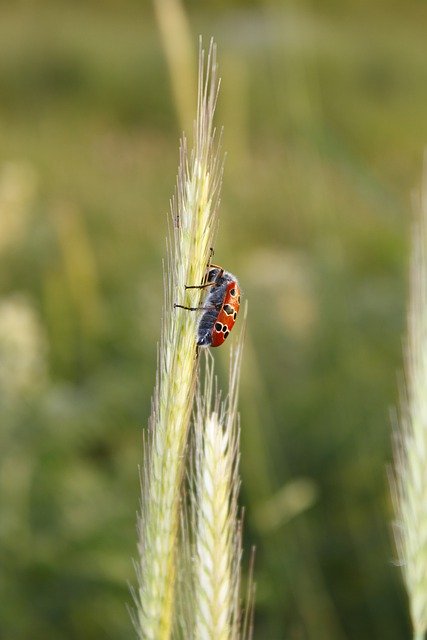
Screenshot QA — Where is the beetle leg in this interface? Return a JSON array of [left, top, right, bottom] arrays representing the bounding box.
[[185, 282, 215, 290], [174, 303, 205, 311]]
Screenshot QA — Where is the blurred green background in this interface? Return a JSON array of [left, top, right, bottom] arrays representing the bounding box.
[[1, 0, 425, 638]]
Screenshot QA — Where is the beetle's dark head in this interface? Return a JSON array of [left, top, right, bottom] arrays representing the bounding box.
[[207, 267, 221, 283]]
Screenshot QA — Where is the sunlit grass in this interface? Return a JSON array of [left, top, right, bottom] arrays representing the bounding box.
[[0, 2, 426, 639], [136, 41, 222, 639]]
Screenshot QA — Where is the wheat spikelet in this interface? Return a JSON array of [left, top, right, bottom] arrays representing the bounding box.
[[136, 40, 222, 640]]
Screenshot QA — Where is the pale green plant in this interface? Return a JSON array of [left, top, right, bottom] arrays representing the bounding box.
[[193, 406, 240, 639], [174, 317, 254, 640], [392, 160, 427, 640], [191, 337, 246, 640], [152, 0, 196, 133], [0, 162, 37, 253], [52, 201, 103, 336], [0, 293, 48, 404], [136, 41, 223, 640]]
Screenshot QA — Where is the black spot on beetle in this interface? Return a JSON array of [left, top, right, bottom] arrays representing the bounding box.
[[237, 295, 241, 303], [224, 330, 229, 339], [222, 325, 228, 333], [215, 322, 222, 332], [233, 312, 237, 320], [230, 288, 236, 297], [224, 304, 234, 315]]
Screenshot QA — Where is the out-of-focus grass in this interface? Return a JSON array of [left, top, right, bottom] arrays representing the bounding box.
[[0, 1, 425, 638]]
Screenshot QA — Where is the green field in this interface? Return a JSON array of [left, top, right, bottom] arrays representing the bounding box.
[[1, 1, 426, 638]]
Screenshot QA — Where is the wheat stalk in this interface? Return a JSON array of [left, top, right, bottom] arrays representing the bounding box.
[[136, 40, 222, 640], [392, 158, 427, 640]]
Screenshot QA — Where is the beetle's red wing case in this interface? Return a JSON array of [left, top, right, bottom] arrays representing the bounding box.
[[210, 281, 241, 347], [178, 265, 241, 348]]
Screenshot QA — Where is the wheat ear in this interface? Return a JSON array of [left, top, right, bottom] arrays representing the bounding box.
[[392, 158, 427, 640], [188, 320, 248, 640], [136, 40, 222, 640]]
